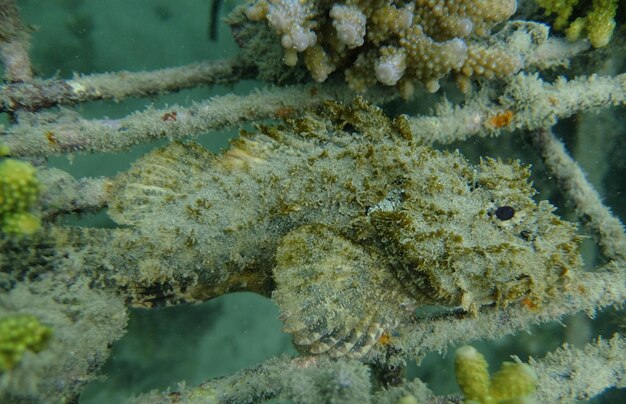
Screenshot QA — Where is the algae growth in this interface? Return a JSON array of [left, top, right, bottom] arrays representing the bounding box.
[[0, 0, 625, 403]]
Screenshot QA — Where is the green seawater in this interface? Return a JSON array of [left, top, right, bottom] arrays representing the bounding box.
[[2, 1, 625, 402]]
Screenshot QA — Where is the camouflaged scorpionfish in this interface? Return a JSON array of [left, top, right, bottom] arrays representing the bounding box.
[[107, 99, 581, 359]]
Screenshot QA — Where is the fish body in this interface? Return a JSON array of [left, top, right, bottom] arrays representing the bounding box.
[[107, 100, 580, 357]]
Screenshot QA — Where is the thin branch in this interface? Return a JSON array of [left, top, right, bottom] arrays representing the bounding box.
[[131, 355, 447, 404], [132, 356, 367, 404], [528, 128, 626, 263], [5, 73, 624, 158], [131, 318, 626, 404], [531, 334, 626, 402], [408, 73, 626, 145], [2, 83, 396, 157], [0, 57, 256, 112]]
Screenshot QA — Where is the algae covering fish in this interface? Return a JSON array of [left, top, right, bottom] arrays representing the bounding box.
[[105, 98, 581, 358]]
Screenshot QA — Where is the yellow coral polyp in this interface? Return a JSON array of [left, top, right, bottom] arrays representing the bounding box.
[[537, 0, 618, 48], [490, 362, 537, 401], [2, 212, 41, 236], [455, 345, 537, 404], [0, 314, 52, 371], [583, 0, 617, 48], [0, 158, 42, 237], [455, 346, 491, 402]]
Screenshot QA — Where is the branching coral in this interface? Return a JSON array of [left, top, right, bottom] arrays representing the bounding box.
[[244, 0, 522, 94], [455, 345, 537, 403], [536, 0, 618, 47]]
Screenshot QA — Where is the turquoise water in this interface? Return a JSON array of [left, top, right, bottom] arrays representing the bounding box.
[[2, 1, 625, 402]]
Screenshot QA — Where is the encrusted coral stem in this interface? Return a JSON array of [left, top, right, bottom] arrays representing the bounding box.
[[0, 57, 255, 113], [529, 127, 626, 263], [530, 334, 626, 401], [408, 73, 626, 145], [130, 329, 626, 403], [2, 83, 395, 157], [132, 356, 440, 403], [6, 73, 624, 159]]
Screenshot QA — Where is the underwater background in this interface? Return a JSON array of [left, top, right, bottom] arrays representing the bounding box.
[[7, 1, 297, 402], [1, 0, 625, 402]]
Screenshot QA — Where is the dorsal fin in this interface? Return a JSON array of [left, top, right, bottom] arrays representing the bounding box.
[[107, 142, 214, 225]]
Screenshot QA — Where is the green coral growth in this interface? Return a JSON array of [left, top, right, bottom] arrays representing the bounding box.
[[0, 158, 41, 237], [536, 0, 618, 47], [455, 346, 537, 404], [0, 314, 52, 371]]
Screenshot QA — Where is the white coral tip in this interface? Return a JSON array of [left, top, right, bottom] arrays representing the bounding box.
[[425, 80, 441, 93], [291, 31, 314, 52], [375, 62, 402, 86], [284, 49, 298, 66], [267, 10, 288, 32], [281, 34, 292, 49], [397, 9, 413, 30], [337, 25, 363, 48], [245, 5, 265, 21], [449, 39, 468, 58]]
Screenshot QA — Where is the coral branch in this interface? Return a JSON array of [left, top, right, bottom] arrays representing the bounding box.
[[0, 58, 256, 113], [531, 334, 626, 401], [6, 72, 624, 158], [409, 73, 626, 144], [132, 356, 444, 404], [528, 128, 626, 262], [2, 83, 395, 157]]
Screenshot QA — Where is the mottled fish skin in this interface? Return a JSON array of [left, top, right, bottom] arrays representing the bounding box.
[[106, 99, 581, 358], [273, 224, 409, 359]]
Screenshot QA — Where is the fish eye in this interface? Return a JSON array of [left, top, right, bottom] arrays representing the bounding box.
[[495, 205, 515, 221], [342, 123, 356, 133]]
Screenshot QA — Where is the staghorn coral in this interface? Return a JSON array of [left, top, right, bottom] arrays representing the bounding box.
[[536, 0, 618, 47], [244, 0, 522, 94], [455, 345, 537, 403]]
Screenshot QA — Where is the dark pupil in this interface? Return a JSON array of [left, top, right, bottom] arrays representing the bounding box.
[[495, 206, 515, 221]]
